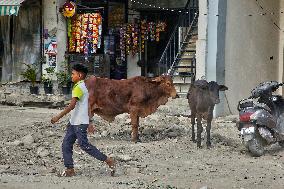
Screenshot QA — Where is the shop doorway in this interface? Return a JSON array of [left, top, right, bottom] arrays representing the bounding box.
[[140, 11, 180, 77]]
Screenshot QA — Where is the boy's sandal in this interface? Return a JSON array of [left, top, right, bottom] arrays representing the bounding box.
[[58, 168, 76, 177], [108, 158, 116, 176]]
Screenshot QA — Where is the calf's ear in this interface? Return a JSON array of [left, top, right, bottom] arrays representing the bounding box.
[[219, 85, 228, 91]]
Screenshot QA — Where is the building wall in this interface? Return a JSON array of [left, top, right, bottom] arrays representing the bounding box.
[[279, 1, 284, 92], [223, 0, 280, 115], [0, 1, 42, 83]]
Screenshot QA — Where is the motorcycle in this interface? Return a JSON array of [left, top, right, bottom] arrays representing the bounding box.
[[237, 81, 284, 157]]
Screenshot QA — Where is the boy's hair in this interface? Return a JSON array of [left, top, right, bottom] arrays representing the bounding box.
[[72, 64, 88, 77]]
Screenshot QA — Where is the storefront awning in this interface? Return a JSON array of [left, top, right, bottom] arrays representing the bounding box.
[[0, 0, 26, 16]]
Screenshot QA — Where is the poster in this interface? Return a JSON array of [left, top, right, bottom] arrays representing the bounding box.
[[44, 35, 57, 67]]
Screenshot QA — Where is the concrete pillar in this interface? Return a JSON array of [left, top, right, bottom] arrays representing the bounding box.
[[279, 1, 284, 95], [195, 0, 207, 80], [206, 0, 218, 82], [197, 0, 228, 116], [42, 0, 67, 75], [56, 0, 67, 68], [215, 0, 227, 116]]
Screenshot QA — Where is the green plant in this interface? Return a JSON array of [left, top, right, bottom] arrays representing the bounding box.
[[55, 60, 71, 87], [41, 67, 55, 87], [21, 63, 38, 87]]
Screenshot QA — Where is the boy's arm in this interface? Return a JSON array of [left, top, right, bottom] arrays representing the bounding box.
[[51, 97, 78, 124]]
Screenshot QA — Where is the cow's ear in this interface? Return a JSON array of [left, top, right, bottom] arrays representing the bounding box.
[[219, 85, 228, 91]]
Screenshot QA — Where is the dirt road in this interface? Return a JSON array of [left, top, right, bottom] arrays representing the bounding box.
[[0, 98, 283, 189]]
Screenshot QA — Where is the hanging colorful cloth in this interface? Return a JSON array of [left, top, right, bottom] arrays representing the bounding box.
[[140, 20, 147, 53], [68, 12, 102, 54], [132, 21, 139, 55], [75, 14, 83, 53], [155, 21, 167, 42], [120, 25, 126, 61], [125, 24, 132, 55], [148, 22, 156, 42]]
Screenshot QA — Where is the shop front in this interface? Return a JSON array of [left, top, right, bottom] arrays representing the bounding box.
[[61, 0, 168, 79], [61, 0, 128, 79]]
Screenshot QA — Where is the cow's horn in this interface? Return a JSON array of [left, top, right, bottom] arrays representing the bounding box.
[[152, 77, 162, 82]]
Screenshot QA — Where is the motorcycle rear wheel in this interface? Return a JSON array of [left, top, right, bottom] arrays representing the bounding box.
[[247, 137, 264, 157]]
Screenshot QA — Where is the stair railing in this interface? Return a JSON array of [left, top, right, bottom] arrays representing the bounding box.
[[168, 12, 198, 76], [157, 0, 199, 76]]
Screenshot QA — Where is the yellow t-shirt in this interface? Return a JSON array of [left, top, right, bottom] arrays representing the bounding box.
[[70, 80, 89, 125]]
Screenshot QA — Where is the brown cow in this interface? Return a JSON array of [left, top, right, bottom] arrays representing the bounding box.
[[85, 75, 178, 142], [187, 80, 228, 148]]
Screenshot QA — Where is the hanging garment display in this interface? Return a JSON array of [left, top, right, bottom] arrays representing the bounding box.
[[125, 24, 132, 55], [155, 21, 167, 42], [140, 19, 147, 52], [68, 12, 102, 55], [132, 22, 139, 55], [119, 20, 166, 58], [120, 26, 126, 61]]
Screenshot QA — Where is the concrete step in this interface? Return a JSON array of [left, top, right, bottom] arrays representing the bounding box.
[[185, 43, 196, 47], [181, 49, 196, 53], [173, 80, 192, 84], [174, 63, 194, 68], [184, 46, 196, 51], [191, 35, 198, 40], [177, 68, 195, 73], [176, 92, 188, 98], [189, 38, 197, 42], [182, 54, 195, 58], [182, 41, 196, 45], [182, 52, 195, 56], [172, 75, 193, 83], [174, 65, 195, 69], [174, 83, 191, 93], [176, 57, 194, 62]]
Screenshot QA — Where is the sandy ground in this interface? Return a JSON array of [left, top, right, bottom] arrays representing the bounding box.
[[0, 98, 283, 189]]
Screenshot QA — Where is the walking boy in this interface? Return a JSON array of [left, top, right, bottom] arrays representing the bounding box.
[[51, 64, 115, 177]]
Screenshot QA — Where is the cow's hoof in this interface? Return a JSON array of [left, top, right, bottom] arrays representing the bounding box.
[[132, 138, 141, 143], [191, 138, 196, 143], [206, 142, 212, 149]]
